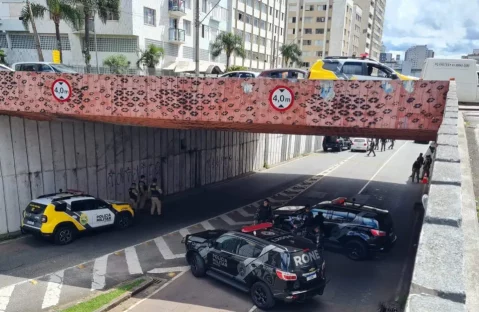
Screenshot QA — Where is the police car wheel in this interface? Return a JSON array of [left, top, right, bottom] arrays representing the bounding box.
[[54, 225, 75, 245], [345, 239, 368, 260], [251, 281, 275, 310], [190, 252, 206, 277], [115, 213, 132, 230]]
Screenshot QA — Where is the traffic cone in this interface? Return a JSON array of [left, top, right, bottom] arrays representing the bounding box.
[[422, 173, 429, 184]]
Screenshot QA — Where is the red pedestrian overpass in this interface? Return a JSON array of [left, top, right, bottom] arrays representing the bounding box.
[[0, 72, 449, 140]]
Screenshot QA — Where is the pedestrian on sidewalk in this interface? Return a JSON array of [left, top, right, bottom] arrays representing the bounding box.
[[388, 139, 395, 149], [411, 158, 421, 183], [138, 175, 148, 211], [128, 182, 139, 210], [367, 140, 376, 157], [149, 178, 163, 216], [380, 138, 386, 151]]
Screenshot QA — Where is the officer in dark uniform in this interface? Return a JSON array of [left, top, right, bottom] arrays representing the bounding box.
[[128, 183, 139, 210], [255, 199, 273, 224], [149, 178, 163, 216]]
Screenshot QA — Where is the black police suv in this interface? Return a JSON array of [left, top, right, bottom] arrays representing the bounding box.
[[322, 136, 352, 152], [272, 198, 397, 260], [182, 223, 327, 310]]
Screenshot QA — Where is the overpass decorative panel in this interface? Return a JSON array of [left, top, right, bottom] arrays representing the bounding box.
[[0, 72, 449, 140]]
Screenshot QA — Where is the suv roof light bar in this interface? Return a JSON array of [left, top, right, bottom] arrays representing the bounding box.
[[241, 222, 273, 233]]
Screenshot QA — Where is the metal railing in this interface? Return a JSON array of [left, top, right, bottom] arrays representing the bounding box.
[[168, 0, 185, 13], [169, 28, 185, 42]]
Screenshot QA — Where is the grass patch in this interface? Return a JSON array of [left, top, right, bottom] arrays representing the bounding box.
[[264, 162, 270, 169], [61, 279, 144, 312]]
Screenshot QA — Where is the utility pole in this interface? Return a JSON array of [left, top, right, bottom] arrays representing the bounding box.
[[27, 0, 44, 61], [195, 0, 200, 76]]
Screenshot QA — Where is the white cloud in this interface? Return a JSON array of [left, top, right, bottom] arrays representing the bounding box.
[[383, 0, 479, 58]]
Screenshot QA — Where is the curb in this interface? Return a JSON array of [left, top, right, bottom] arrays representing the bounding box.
[[92, 276, 155, 312]]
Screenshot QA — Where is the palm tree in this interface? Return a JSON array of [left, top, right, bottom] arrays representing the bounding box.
[[104, 54, 130, 74], [136, 44, 165, 76], [211, 32, 245, 69], [279, 43, 302, 67], [76, 0, 120, 72], [20, 0, 83, 64]]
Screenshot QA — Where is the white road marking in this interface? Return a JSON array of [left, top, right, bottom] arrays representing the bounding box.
[[147, 266, 190, 274], [0, 285, 15, 312], [220, 214, 251, 226], [200, 221, 215, 230], [358, 142, 408, 194], [237, 207, 255, 218], [179, 228, 191, 237], [248, 305, 258, 312], [41, 270, 64, 309], [154, 237, 184, 260], [91, 255, 108, 291], [125, 247, 143, 275], [124, 270, 190, 312]]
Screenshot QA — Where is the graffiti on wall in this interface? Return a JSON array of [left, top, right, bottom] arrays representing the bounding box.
[[0, 73, 449, 140]]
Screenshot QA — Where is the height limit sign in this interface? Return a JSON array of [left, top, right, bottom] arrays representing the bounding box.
[[269, 86, 294, 112], [51, 78, 72, 102]]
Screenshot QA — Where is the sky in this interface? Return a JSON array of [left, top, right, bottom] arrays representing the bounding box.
[[383, 0, 479, 59]]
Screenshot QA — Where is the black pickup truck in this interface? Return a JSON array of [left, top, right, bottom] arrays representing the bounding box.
[[182, 223, 327, 310]]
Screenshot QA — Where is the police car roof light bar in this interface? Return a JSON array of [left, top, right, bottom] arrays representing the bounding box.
[[241, 222, 273, 233]]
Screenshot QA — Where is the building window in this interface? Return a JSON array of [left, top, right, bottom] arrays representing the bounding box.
[[246, 14, 251, 24], [245, 33, 250, 42], [304, 17, 313, 23], [185, 0, 191, 9], [281, 12, 284, 20], [306, 5, 314, 11], [247, 0, 252, 7], [304, 28, 312, 34], [238, 12, 243, 21], [144, 7, 156, 26], [316, 17, 325, 23], [254, 18, 258, 27], [184, 20, 191, 36], [202, 0, 208, 13], [201, 24, 205, 38], [269, 6, 272, 15], [280, 28, 283, 35], [314, 40, 323, 45], [315, 28, 324, 34], [274, 26, 277, 33], [292, 17, 296, 23], [106, 11, 119, 20], [303, 40, 312, 45], [269, 23, 272, 31], [302, 62, 310, 67], [275, 9, 278, 18], [317, 51, 323, 57], [292, 28, 295, 34]]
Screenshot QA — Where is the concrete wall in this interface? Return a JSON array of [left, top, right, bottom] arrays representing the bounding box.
[[0, 116, 321, 235], [406, 82, 479, 311]]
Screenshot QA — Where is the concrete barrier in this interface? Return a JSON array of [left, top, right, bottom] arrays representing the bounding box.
[[406, 81, 479, 312]]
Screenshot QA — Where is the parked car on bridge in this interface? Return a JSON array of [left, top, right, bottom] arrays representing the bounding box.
[[183, 223, 327, 310], [258, 68, 307, 81], [219, 71, 259, 78], [322, 136, 351, 152], [21, 190, 135, 245], [308, 56, 418, 81], [350, 138, 369, 152], [12, 62, 78, 73]]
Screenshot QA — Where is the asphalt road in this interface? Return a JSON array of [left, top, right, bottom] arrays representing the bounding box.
[[0, 141, 428, 312], [124, 140, 428, 312]]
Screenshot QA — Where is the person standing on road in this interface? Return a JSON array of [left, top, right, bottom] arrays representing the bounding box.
[[422, 155, 432, 179], [375, 138, 380, 150], [367, 140, 376, 157], [388, 139, 395, 150], [255, 199, 273, 224], [411, 158, 421, 183], [380, 138, 387, 152], [138, 175, 148, 211], [149, 178, 163, 216], [417, 153, 424, 167], [128, 183, 139, 210]]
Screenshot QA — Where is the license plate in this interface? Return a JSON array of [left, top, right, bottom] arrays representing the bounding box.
[[26, 221, 34, 225], [304, 272, 317, 281]]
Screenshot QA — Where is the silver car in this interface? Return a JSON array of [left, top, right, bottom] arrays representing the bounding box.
[[12, 62, 77, 73]]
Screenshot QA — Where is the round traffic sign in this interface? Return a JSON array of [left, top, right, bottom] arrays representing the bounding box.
[[51, 78, 72, 102], [269, 86, 294, 112]]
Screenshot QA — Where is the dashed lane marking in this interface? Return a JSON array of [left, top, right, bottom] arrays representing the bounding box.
[[179, 228, 191, 237], [125, 247, 143, 275], [91, 255, 108, 291], [200, 221, 215, 230], [154, 237, 184, 260], [147, 266, 190, 274], [41, 270, 64, 309], [220, 214, 252, 226], [237, 207, 255, 218], [0, 285, 15, 312]]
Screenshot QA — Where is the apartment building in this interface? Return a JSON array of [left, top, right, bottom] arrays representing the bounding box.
[[355, 0, 386, 60], [232, 0, 286, 70], [404, 44, 434, 75], [0, 0, 230, 74], [286, 0, 362, 69]]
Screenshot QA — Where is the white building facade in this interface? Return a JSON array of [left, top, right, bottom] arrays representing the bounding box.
[[0, 0, 230, 74], [355, 0, 386, 60], [404, 44, 434, 70]]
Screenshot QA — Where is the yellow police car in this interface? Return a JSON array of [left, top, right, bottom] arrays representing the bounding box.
[[308, 56, 419, 81], [21, 190, 135, 245]]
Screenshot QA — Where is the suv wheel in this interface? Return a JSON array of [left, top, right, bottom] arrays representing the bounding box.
[[251, 281, 275, 310], [115, 213, 132, 230], [190, 252, 206, 277], [54, 225, 75, 245], [345, 239, 368, 260]]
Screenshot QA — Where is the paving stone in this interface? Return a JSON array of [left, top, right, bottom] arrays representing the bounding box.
[[444, 111, 458, 119], [425, 184, 462, 227], [435, 145, 460, 163], [430, 161, 461, 185], [441, 118, 457, 126], [438, 124, 458, 135], [436, 134, 458, 147]]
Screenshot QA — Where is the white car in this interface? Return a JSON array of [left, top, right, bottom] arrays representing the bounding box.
[[351, 138, 368, 152], [219, 71, 259, 78], [0, 64, 14, 71]]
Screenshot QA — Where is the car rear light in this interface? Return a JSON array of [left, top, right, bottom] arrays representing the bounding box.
[[303, 248, 310, 252], [41, 215, 48, 223], [370, 229, 386, 237], [276, 269, 297, 281], [364, 143, 367, 146]]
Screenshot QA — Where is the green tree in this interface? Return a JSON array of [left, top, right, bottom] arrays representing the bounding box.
[[20, 0, 83, 63], [103, 54, 130, 74], [279, 43, 302, 67], [76, 0, 120, 72], [226, 65, 247, 72], [0, 49, 6, 65], [211, 32, 245, 69], [136, 44, 165, 76]]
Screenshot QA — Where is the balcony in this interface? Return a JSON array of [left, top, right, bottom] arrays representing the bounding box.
[[169, 28, 185, 44], [168, 0, 186, 17]]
